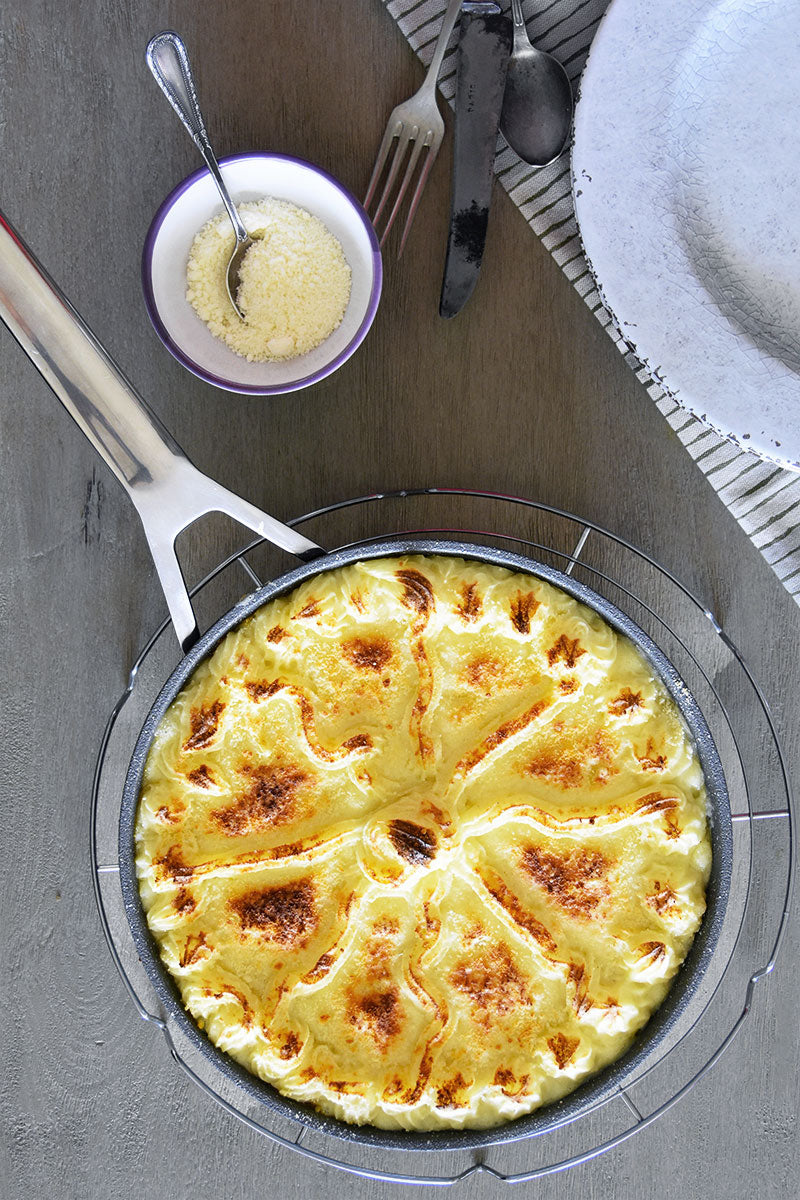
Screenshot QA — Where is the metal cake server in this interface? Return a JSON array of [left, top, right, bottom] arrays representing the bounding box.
[[0, 207, 320, 651]]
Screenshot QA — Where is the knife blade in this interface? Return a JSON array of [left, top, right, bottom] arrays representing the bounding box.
[[439, 2, 512, 319]]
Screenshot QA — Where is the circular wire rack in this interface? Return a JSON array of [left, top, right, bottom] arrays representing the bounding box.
[[91, 488, 794, 1187]]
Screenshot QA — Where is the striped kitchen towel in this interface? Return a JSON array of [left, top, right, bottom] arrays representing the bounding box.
[[382, 0, 800, 607]]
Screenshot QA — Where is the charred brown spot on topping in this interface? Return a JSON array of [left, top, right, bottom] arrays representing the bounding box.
[[638, 940, 667, 964], [212, 763, 312, 835], [183, 700, 225, 750], [207, 986, 253, 1026], [547, 635, 586, 669], [492, 1067, 530, 1099], [424, 801, 450, 830], [637, 738, 668, 771], [157, 846, 193, 884], [568, 962, 592, 1014], [362, 917, 400, 975], [523, 728, 617, 789], [422, 902, 442, 944], [347, 988, 402, 1048], [481, 872, 557, 952], [559, 677, 579, 695], [186, 765, 215, 789], [342, 635, 392, 671], [342, 733, 373, 754], [548, 1032, 580, 1069], [179, 933, 208, 967], [609, 687, 643, 715], [328, 1079, 364, 1095], [436, 1072, 469, 1109], [524, 750, 583, 789], [269, 689, 373, 762], [521, 846, 609, 918], [665, 812, 682, 840], [510, 591, 540, 634], [350, 591, 366, 613], [450, 943, 531, 1025], [636, 791, 678, 815], [156, 805, 182, 824], [387, 820, 437, 866], [268, 839, 306, 860], [231, 881, 315, 946], [267, 625, 288, 643], [464, 654, 507, 693], [174, 887, 196, 916], [179, 932, 209, 967], [464, 923, 485, 945], [294, 599, 321, 619], [408, 636, 434, 761], [303, 950, 336, 983], [456, 582, 482, 622], [383, 1075, 406, 1101], [245, 679, 283, 701], [396, 568, 435, 622], [279, 1032, 302, 1060], [457, 698, 550, 775], [367, 916, 398, 945], [649, 882, 679, 914]]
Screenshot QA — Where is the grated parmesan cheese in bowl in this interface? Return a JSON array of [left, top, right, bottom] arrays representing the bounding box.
[[186, 198, 352, 362]]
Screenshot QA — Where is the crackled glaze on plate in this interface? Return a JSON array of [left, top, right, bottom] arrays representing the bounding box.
[[573, 0, 800, 469]]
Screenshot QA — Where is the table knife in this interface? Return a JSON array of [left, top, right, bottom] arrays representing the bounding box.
[[439, 1, 512, 319]]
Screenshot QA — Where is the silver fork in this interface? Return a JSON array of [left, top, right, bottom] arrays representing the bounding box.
[[365, 0, 462, 256]]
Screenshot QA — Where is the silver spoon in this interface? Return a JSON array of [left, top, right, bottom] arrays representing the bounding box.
[[500, 0, 573, 166], [146, 31, 259, 321]]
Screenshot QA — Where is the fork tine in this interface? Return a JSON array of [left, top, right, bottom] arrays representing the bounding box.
[[372, 129, 414, 226], [397, 136, 441, 258], [379, 134, 427, 247], [364, 118, 403, 211]]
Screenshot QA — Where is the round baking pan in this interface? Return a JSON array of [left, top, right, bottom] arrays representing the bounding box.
[[118, 537, 732, 1152], [0, 208, 732, 1152]]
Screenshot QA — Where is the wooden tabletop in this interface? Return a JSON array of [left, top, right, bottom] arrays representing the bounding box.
[[0, 1, 797, 1196]]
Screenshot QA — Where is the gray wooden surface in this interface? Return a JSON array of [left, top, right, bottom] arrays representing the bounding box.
[[1, 1, 797, 1197]]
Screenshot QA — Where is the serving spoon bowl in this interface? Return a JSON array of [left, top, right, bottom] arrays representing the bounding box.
[[146, 30, 260, 321], [500, 0, 573, 166]]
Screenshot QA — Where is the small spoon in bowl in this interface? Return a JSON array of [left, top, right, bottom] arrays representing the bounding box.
[[146, 31, 258, 321], [500, 0, 573, 166]]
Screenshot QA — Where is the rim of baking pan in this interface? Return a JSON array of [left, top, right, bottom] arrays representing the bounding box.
[[141, 151, 383, 395], [118, 538, 732, 1152]]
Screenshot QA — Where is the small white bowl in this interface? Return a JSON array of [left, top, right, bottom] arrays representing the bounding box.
[[142, 152, 382, 394]]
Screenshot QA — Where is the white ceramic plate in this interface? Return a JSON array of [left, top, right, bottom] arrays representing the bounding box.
[[143, 153, 382, 395], [572, 0, 800, 469]]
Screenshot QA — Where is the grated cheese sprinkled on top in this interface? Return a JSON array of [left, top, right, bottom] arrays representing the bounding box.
[[186, 198, 352, 362]]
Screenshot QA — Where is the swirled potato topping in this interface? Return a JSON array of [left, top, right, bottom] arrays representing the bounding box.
[[135, 555, 711, 1131]]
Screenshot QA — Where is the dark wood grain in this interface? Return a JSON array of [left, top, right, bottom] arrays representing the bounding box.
[[0, 1, 797, 1197]]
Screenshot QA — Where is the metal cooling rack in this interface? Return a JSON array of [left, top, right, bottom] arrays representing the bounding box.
[[90, 489, 794, 1187]]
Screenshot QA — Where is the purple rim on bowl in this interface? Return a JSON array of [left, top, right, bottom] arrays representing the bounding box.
[[141, 151, 383, 395]]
